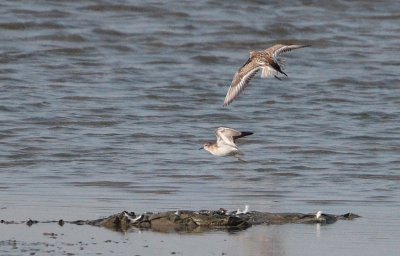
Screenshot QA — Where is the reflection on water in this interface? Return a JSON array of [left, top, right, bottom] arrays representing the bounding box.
[[1, 0, 400, 255]]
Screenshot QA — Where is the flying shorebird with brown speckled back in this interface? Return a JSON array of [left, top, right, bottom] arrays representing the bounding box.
[[223, 44, 311, 106]]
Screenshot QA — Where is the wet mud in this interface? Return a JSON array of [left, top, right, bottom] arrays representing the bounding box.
[[1, 208, 360, 233]]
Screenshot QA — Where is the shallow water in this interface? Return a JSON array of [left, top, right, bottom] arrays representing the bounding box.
[[1, 0, 400, 255]]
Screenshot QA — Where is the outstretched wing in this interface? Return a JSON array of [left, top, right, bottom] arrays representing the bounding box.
[[265, 44, 311, 58], [215, 127, 241, 147], [223, 58, 262, 106]]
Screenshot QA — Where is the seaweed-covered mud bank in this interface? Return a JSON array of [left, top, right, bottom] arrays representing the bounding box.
[[1, 209, 360, 233]]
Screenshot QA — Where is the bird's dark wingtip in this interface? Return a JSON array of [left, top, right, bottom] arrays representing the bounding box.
[[240, 131, 253, 137]]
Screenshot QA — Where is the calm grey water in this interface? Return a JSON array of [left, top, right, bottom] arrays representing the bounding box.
[[1, 0, 399, 255]]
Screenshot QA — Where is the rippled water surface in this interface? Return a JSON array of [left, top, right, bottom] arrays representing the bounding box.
[[1, 0, 399, 255]]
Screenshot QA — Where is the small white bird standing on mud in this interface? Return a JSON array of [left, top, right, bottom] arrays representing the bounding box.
[[200, 127, 253, 160], [224, 44, 311, 106]]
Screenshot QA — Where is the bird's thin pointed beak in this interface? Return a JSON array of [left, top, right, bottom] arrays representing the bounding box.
[[199, 146, 203, 150]]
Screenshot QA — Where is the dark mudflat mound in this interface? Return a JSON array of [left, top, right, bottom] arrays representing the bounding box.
[[1, 208, 360, 233]]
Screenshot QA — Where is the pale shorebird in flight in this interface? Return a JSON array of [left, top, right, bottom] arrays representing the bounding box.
[[223, 44, 311, 106], [200, 127, 253, 160]]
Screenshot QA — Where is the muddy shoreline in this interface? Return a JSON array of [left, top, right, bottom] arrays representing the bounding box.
[[1, 208, 360, 233]]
